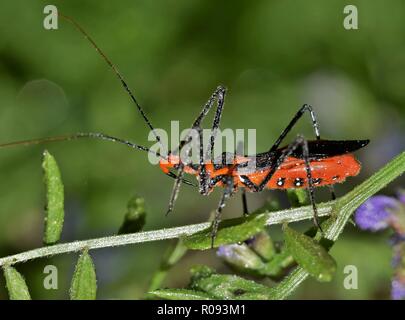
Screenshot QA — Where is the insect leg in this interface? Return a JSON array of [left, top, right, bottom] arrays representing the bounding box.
[[197, 126, 209, 195], [300, 137, 322, 231], [262, 104, 323, 228], [241, 189, 249, 215], [211, 175, 234, 248], [242, 136, 307, 192], [234, 140, 249, 215], [199, 86, 227, 194], [245, 135, 321, 229], [166, 86, 227, 215], [205, 87, 226, 159], [166, 169, 185, 216], [174, 86, 227, 154], [269, 104, 320, 153], [328, 185, 337, 200]]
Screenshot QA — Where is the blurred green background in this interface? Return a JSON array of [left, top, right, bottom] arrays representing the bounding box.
[[0, 0, 404, 299]]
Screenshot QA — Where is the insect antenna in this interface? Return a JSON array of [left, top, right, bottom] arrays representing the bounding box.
[[0, 132, 161, 157], [0, 133, 196, 186], [58, 13, 163, 148]]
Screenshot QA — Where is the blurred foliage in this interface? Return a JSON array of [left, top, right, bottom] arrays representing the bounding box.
[[0, 0, 404, 299], [118, 196, 146, 234]]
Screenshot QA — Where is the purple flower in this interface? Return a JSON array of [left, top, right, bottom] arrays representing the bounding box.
[[391, 238, 405, 268], [217, 244, 264, 270], [391, 278, 405, 300], [355, 192, 405, 300], [355, 196, 400, 231], [216, 245, 235, 260]]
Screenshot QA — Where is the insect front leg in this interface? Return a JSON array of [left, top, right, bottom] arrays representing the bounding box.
[[211, 175, 234, 248], [175, 86, 227, 154], [166, 86, 226, 215], [197, 125, 209, 195]]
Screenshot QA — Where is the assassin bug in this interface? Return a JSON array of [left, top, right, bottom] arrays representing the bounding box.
[[0, 14, 369, 247]]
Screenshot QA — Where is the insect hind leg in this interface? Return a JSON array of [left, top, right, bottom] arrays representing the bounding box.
[[242, 134, 322, 231], [241, 189, 249, 215], [269, 104, 321, 153], [328, 185, 337, 201]]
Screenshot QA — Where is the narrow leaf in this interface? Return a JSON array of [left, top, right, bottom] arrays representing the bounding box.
[[283, 224, 336, 282], [4, 266, 31, 300], [149, 288, 214, 300], [70, 249, 97, 300], [183, 213, 267, 250], [189, 265, 274, 300], [42, 150, 64, 245], [118, 196, 146, 234], [261, 248, 294, 278]]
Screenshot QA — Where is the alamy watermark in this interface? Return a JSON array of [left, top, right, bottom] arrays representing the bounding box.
[[43, 5, 58, 30], [43, 265, 58, 290], [343, 265, 358, 290], [343, 5, 358, 30], [147, 121, 257, 170]]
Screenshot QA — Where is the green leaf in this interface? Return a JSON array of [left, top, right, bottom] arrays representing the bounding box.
[[189, 266, 274, 300], [261, 247, 294, 278], [70, 249, 97, 300], [118, 196, 146, 234], [149, 288, 214, 300], [189, 265, 214, 282], [287, 189, 308, 207], [182, 213, 267, 250], [192, 274, 270, 300], [4, 266, 31, 300], [283, 224, 336, 282], [42, 150, 64, 245]]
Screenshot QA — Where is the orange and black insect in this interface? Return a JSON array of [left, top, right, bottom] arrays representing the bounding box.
[[0, 15, 369, 247]]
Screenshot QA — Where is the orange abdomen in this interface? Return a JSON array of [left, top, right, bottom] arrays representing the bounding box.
[[238, 154, 362, 190]]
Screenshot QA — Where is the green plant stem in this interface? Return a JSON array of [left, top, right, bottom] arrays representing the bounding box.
[[0, 204, 331, 267], [0, 152, 403, 270], [270, 151, 405, 299]]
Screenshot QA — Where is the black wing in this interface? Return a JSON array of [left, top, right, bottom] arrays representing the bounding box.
[[282, 139, 369, 159], [236, 139, 369, 172], [246, 139, 369, 170]]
